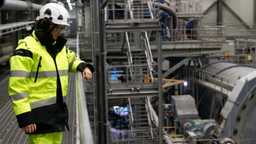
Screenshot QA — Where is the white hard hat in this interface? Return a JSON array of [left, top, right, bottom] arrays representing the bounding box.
[[37, 3, 70, 26]]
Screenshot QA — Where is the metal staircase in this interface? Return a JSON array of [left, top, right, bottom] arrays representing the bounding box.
[[130, 98, 153, 141], [131, 98, 149, 128], [106, 33, 159, 142], [104, 0, 162, 143]]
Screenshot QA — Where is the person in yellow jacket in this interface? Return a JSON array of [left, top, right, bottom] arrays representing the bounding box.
[[8, 2, 94, 144]]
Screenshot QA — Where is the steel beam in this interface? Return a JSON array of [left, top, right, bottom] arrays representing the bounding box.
[[217, 0, 223, 25], [95, 0, 107, 143], [163, 58, 189, 78]]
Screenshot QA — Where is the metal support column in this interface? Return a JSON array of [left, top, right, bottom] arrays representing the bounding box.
[[157, 30, 163, 144], [91, 0, 99, 143], [95, 0, 107, 144], [217, 0, 223, 25]]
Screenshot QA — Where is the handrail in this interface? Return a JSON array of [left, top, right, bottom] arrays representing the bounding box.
[[75, 30, 94, 144], [145, 98, 154, 138], [146, 97, 174, 144], [127, 0, 134, 20], [125, 32, 134, 78], [147, 0, 154, 19], [128, 98, 134, 124], [128, 98, 136, 139], [146, 97, 159, 126], [144, 32, 154, 64], [75, 73, 94, 144], [144, 49, 154, 81], [143, 32, 154, 81]]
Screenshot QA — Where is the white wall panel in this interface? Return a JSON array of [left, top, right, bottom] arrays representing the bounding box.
[[225, 0, 254, 27], [200, 0, 217, 12], [201, 4, 217, 26]]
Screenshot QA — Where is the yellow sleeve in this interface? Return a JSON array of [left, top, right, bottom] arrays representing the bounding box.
[[66, 47, 84, 72], [8, 40, 34, 127]]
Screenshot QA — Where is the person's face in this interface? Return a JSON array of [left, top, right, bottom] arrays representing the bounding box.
[[50, 25, 65, 40]]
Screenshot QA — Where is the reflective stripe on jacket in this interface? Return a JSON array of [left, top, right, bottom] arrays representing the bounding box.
[[8, 32, 85, 133]]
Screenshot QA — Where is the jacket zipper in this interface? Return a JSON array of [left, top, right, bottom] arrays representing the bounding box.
[[52, 57, 69, 131], [34, 56, 42, 83]]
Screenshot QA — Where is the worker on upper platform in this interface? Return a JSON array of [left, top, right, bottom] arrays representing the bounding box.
[[8, 2, 94, 144]]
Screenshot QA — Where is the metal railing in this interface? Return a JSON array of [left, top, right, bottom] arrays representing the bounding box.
[[75, 73, 94, 144], [127, 0, 134, 19], [75, 30, 94, 144], [175, 0, 202, 16], [147, 0, 154, 19], [146, 97, 174, 144], [143, 32, 154, 81], [223, 26, 256, 38], [145, 101, 154, 139], [104, 0, 156, 21], [145, 97, 157, 141], [125, 32, 134, 78], [161, 26, 224, 42], [128, 98, 134, 125]]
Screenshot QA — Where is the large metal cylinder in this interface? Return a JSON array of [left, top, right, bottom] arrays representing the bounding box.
[[0, 0, 42, 10], [193, 62, 256, 144]]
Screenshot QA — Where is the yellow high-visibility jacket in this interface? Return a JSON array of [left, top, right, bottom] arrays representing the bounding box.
[[8, 32, 93, 133]]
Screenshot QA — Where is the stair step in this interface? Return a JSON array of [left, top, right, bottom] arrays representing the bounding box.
[[133, 114, 148, 117], [133, 114, 148, 120], [133, 120, 148, 124], [133, 112, 147, 115], [133, 120, 148, 123], [133, 103, 146, 105], [133, 121, 148, 124], [133, 113, 147, 117]]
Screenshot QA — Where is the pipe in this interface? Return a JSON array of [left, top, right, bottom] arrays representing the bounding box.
[[0, 0, 42, 10]]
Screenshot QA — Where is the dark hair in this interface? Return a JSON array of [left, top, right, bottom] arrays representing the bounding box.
[[34, 18, 53, 32]]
